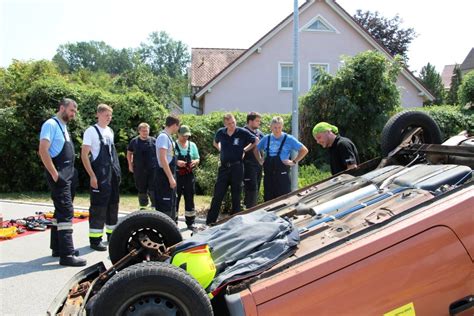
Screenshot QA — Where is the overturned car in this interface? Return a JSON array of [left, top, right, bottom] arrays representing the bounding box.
[[49, 111, 474, 316]]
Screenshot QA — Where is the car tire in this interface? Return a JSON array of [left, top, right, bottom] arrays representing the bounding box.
[[89, 262, 213, 316], [109, 211, 182, 265], [380, 110, 442, 157]]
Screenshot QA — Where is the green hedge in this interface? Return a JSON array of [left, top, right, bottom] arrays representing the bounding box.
[[420, 105, 473, 139], [458, 71, 474, 106], [0, 61, 167, 192]]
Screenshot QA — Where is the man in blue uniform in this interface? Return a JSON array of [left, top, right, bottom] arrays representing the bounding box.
[[206, 113, 258, 225], [127, 122, 157, 210], [38, 98, 86, 267]]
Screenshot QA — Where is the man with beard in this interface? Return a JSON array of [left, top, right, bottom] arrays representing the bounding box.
[[39, 98, 86, 266]]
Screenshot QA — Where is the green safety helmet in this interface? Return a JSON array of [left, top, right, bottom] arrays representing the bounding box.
[[171, 244, 216, 289]]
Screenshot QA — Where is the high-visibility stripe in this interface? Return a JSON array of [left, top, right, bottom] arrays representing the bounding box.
[[105, 228, 113, 234], [89, 232, 103, 238], [185, 210, 196, 217], [57, 222, 73, 230], [106, 224, 116, 230]]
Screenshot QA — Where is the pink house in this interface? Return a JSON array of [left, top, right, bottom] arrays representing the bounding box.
[[189, 0, 434, 114]]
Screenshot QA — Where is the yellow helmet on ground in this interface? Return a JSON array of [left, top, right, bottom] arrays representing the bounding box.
[[171, 244, 216, 289]]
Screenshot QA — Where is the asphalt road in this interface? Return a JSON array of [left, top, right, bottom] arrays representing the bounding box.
[[0, 200, 194, 316]]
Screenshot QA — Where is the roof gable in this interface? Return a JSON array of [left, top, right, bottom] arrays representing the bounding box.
[[194, 0, 434, 101], [460, 48, 474, 72]]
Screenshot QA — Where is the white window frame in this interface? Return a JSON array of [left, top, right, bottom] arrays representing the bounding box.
[[308, 63, 330, 90], [279, 62, 294, 91], [300, 14, 339, 34]]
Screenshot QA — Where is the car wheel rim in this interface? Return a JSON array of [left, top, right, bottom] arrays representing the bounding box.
[[120, 294, 188, 316]]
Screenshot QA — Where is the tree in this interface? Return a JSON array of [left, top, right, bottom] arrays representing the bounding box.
[[447, 65, 462, 104], [300, 51, 402, 162], [52, 41, 134, 74], [458, 71, 474, 106], [353, 10, 416, 62], [138, 31, 190, 78], [419, 63, 445, 105]]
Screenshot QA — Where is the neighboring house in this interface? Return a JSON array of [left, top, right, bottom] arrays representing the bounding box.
[[189, 0, 434, 114], [441, 64, 456, 90], [460, 47, 474, 76], [440, 48, 473, 91]]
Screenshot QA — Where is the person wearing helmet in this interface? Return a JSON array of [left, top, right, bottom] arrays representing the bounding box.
[[312, 122, 359, 175], [175, 125, 200, 231]]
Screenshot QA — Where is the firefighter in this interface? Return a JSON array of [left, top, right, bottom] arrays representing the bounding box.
[[38, 98, 86, 266], [127, 123, 157, 210], [155, 115, 180, 221], [81, 104, 121, 251], [243, 112, 264, 209], [174, 125, 200, 231], [257, 116, 308, 201], [206, 113, 257, 225]]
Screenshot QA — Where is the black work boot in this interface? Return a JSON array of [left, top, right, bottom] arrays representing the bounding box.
[[52, 249, 79, 257], [138, 193, 149, 210], [90, 241, 107, 251], [60, 255, 87, 267]]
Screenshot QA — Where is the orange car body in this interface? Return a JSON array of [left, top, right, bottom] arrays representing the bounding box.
[[226, 182, 473, 316]]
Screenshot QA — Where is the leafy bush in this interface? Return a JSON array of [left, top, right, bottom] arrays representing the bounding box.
[[194, 154, 219, 196], [458, 71, 474, 106], [421, 105, 473, 137], [300, 51, 402, 165], [0, 60, 167, 192]]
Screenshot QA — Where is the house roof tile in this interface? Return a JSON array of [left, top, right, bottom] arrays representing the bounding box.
[[191, 48, 245, 87], [460, 48, 474, 72], [441, 64, 456, 89]]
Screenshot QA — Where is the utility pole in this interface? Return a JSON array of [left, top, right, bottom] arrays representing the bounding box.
[[291, 0, 299, 191]]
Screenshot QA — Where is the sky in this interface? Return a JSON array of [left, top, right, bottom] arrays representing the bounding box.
[[1, 0, 472, 74]]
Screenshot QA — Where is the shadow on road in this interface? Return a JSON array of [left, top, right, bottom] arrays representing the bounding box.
[[0, 245, 95, 280]]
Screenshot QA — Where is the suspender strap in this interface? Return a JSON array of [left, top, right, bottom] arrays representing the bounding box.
[[175, 140, 192, 160], [52, 117, 66, 140], [266, 134, 287, 156], [160, 132, 175, 156], [277, 134, 288, 156], [93, 125, 104, 143], [266, 135, 271, 156]]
